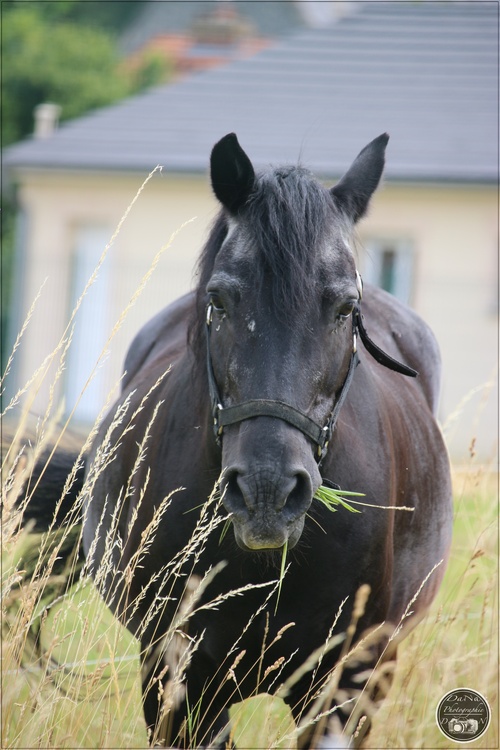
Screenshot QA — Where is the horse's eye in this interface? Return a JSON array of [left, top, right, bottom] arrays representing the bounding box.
[[337, 301, 355, 321], [209, 294, 225, 313]]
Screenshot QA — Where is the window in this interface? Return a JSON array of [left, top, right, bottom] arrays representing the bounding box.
[[360, 238, 414, 305], [65, 226, 111, 423]]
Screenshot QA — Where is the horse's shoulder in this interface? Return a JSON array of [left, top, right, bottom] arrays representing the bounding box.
[[122, 292, 194, 390], [362, 284, 442, 412]]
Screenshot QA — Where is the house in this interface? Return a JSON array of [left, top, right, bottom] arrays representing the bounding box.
[[4, 1, 498, 461]]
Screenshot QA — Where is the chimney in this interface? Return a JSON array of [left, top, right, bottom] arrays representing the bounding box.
[[297, 0, 356, 27], [33, 103, 61, 138]]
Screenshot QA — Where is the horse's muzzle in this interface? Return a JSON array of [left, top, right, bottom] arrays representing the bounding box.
[[220, 465, 315, 550]]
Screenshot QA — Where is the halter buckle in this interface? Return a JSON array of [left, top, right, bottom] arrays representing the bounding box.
[[317, 426, 330, 459]]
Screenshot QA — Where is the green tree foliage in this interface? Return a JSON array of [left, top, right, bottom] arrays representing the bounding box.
[[41, 0, 144, 32], [2, 2, 165, 146]]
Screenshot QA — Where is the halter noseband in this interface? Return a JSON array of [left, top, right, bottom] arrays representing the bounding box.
[[205, 282, 417, 463]]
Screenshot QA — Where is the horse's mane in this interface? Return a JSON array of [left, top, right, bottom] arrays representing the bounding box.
[[189, 165, 336, 353]]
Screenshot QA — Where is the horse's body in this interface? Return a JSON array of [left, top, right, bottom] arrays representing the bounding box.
[[83, 134, 452, 748]]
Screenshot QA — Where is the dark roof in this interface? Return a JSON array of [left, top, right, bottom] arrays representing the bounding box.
[[4, 2, 498, 183]]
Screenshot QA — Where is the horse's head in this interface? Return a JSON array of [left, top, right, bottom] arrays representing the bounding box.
[[200, 132, 388, 551]]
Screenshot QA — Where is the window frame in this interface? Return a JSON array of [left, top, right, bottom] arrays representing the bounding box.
[[359, 236, 415, 305]]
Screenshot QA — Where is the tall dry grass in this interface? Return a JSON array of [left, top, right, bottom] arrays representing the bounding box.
[[367, 465, 498, 749], [1, 170, 197, 748], [1, 178, 497, 749]]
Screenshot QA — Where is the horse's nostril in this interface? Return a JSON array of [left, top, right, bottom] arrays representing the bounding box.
[[284, 471, 313, 518], [222, 469, 248, 514]]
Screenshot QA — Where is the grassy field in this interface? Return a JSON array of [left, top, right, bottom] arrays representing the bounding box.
[[2, 462, 497, 750]]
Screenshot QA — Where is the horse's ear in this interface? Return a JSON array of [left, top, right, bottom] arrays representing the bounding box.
[[330, 133, 389, 223], [210, 133, 255, 214]]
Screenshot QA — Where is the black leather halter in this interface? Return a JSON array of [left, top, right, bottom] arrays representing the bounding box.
[[205, 297, 417, 463]]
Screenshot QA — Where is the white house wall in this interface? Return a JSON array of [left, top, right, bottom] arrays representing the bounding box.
[[9, 169, 497, 462], [360, 183, 498, 463]]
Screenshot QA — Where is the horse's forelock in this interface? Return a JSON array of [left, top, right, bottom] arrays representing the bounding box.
[[245, 167, 334, 320], [189, 166, 340, 351]]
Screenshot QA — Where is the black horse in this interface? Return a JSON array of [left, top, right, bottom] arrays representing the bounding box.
[[82, 133, 452, 749]]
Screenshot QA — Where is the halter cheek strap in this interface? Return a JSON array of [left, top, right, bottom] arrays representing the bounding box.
[[205, 294, 417, 463]]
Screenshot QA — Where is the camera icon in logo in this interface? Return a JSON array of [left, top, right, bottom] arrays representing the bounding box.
[[448, 718, 479, 736]]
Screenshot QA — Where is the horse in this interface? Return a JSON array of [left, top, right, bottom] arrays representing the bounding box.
[[82, 133, 453, 749]]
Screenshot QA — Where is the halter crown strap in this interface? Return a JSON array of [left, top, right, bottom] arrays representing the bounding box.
[[355, 310, 418, 378]]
